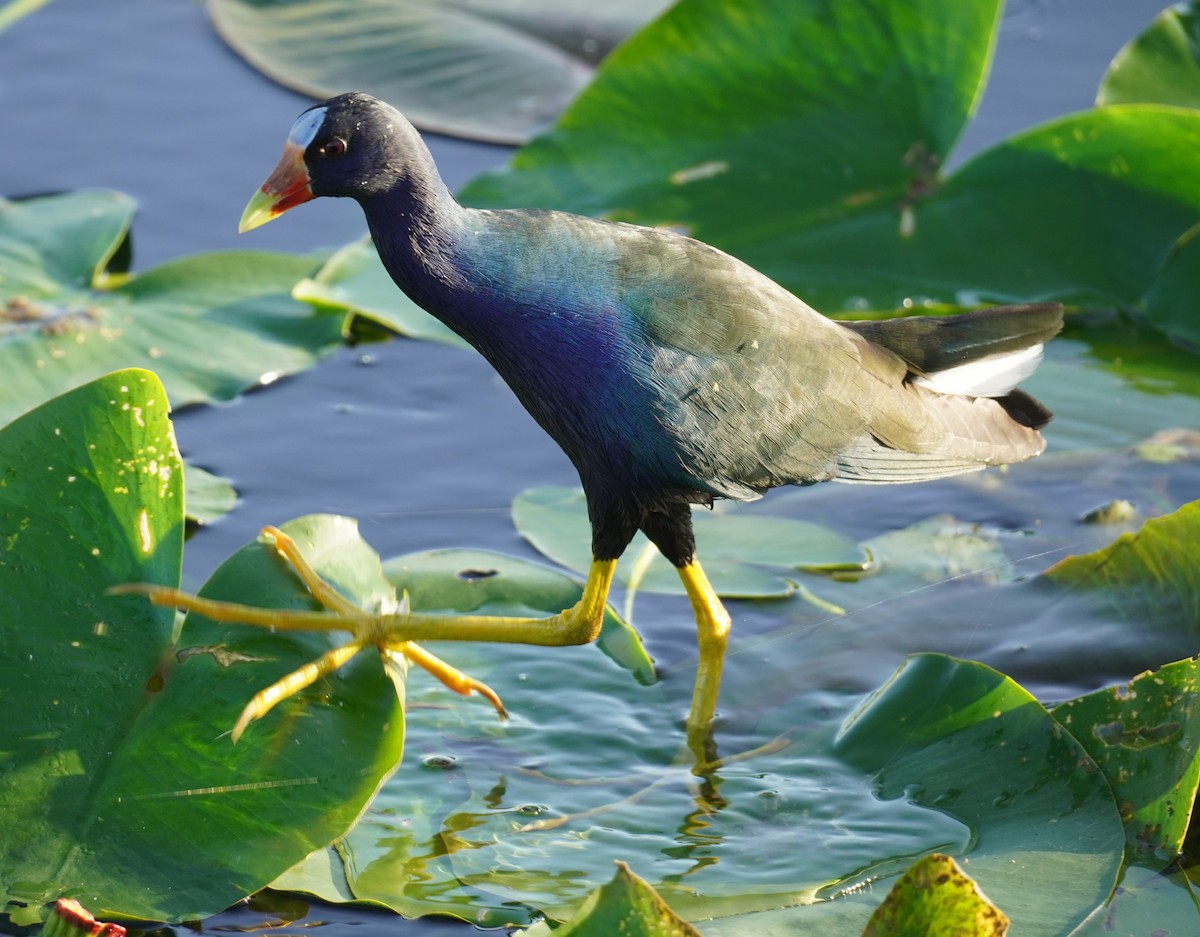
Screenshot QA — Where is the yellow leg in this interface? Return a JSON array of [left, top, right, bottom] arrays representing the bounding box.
[[263, 527, 508, 717], [115, 532, 616, 647], [676, 559, 732, 742], [112, 528, 618, 738], [232, 641, 363, 742]]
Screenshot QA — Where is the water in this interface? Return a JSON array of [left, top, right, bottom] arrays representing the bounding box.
[[0, 0, 1180, 934]]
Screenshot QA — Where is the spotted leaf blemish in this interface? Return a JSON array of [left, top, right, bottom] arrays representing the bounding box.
[[136, 509, 153, 554]]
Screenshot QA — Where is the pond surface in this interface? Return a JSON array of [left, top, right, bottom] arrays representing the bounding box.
[[0, 0, 1191, 934]]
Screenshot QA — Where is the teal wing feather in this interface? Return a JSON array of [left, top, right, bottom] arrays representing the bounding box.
[[605, 224, 1047, 495]]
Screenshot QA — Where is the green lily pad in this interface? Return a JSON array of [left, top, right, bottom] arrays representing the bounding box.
[[281, 649, 1131, 931], [858, 514, 1012, 586], [0, 190, 342, 427], [1139, 223, 1200, 350], [271, 545, 656, 925], [465, 0, 1000, 231], [1098, 1, 1200, 109], [184, 462, 237, 526], [382, 547, 655, 684], [553, 863, 702, 937], [0, 373, 406, 923], [1044, 499, 1200, 629], [1071, 864, 1200, 936], [461, 0, 1200, 324], [861, 854, 1008, 937], [512, 486, 867, 601], [293, 237, 468, 348], [1051, 656, 1200, 865], [0, 369, 183, 920], [208, 0, 672, 145], [834, 654, 1124, 936]]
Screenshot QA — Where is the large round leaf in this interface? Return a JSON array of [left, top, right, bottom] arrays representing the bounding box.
[[208, 0, 672, 144], [1099, 1, 1200, 108], [85, 514, 406, 920], [0, 381, 407, 924], [461, 0, 1200, 323], [835, 654, 1124, 936], [465, 0, 1001, 221], [0, 191, 342, 427], [0, 369, 183, 920], [1051, 656, 1200, 865]]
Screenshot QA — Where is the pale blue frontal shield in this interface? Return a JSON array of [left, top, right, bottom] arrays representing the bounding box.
[[288, 107, 327, 148]]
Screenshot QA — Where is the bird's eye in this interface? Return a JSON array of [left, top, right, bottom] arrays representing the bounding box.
[[316, 138, 347, 158]]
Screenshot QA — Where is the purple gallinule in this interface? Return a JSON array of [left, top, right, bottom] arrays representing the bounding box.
[[133, 93, 1061, 740]]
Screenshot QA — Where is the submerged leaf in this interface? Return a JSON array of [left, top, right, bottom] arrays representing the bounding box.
[[208, 0, 672, 144], [0, 191, 342, 427]]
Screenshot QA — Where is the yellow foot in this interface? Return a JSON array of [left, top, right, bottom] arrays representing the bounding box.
[[114, 526, 507, 740]]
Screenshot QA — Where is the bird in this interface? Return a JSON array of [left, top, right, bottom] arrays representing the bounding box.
[[137, 92, 1062, 741]]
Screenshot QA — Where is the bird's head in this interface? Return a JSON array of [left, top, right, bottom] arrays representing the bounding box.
[[239, 93, 409, 232]]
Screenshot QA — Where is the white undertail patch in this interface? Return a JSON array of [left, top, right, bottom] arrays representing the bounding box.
[[914, 344, 1044, 397]]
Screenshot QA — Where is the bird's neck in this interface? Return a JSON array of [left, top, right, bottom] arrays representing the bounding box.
[[357, 164, 476, 315]]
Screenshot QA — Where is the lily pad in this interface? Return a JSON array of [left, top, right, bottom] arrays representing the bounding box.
[[208, 0, 672, 144], [0, 190, 342, 427], [512, 486, 867, 601], [1051, 656, 1200, 865], [0, 372, 406, 923], [834, 654, 1124, 936], [1098, 1, 1200, 109], [382, 546, 655, 684], [271, 545, 656, 925], [1071, 864, 1200, 936], [293, 237, 468, 347], [553, 863, 702, 937], [461, 0, 1200, 325], [858, 514, 1013, 586], [1139, 222, 1200, 350], [184, 462, 238, 526], [0, 369, 183, 920], [861, 854, 1008, 937], [1044, 499, 1200, 628]]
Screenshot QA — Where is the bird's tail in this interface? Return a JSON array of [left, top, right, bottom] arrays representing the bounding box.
[[835, 303, 1062, 483]]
